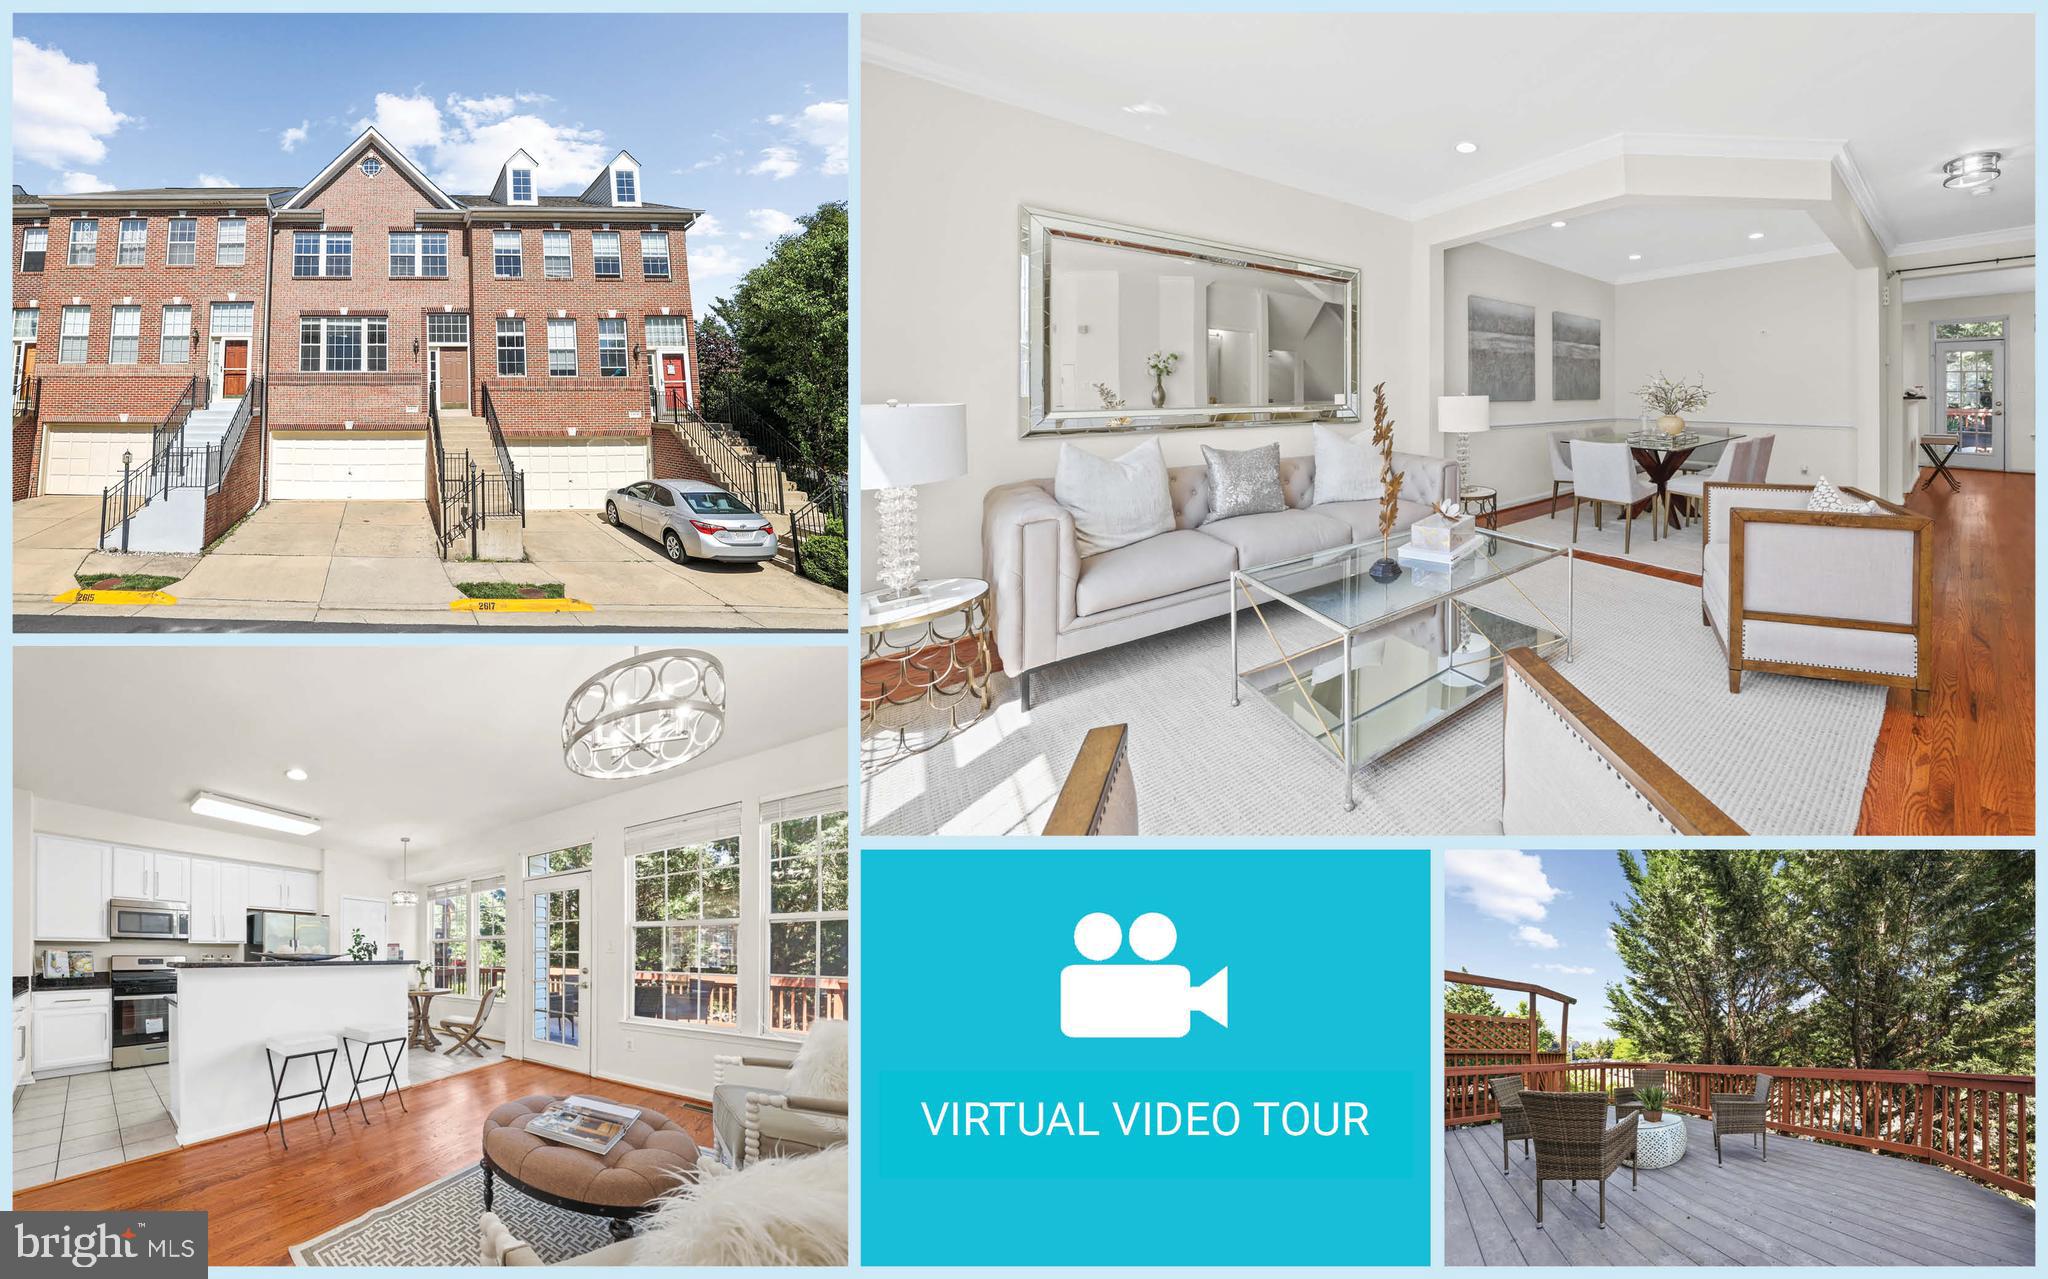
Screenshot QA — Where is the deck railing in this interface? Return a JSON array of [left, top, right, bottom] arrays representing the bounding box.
[[1446, 1059, 2035, 1198]]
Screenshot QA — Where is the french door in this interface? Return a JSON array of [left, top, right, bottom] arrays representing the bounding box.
[[1932, 338, 2006, 471], [525, 872, 593, 1073]]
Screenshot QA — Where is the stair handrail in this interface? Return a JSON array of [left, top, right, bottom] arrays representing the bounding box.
[[207, 378, 261, 495], [477, 384, 525, 521], [670, 414, 780, 514], [145, 376, 200, 501]]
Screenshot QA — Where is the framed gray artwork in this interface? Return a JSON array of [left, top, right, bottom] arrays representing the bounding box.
[[1467, 295, 1535, 402], [1552, 311, 1602, 401]]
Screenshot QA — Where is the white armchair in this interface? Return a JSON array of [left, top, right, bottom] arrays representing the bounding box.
[[1547, 430, 1576, 517], [1567, 440, 1657, 551], [1701, 482, 1933, 714], [1666, 437, 1754, 528], [710, 1020, 849, 1168]]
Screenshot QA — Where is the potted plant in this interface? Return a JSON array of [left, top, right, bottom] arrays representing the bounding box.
[[1146, 350, 1181, 407], [347, 928, 378, 963], [1636, 1084, 1667, 1123], [1636, 372, 1710, 436], [414, 962, 433, 990]]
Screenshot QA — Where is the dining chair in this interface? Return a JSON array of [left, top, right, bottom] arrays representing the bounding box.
[[1666, 437, 1753, 528], [1743, 433, 1776, 483], [1548, 430, 1576, 517], [1567, 440, 1657, 551], [1521, 1090, 1638, 1229]]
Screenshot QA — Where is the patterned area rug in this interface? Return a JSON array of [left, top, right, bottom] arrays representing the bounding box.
[[289, 1165, 620, 1267], [1499, 504, 1707, 574], [861, 556, 1886, 836]]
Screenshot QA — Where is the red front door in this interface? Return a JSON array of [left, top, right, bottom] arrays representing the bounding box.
[[661, 355, 688, 411], [222, 340, 249, 398]]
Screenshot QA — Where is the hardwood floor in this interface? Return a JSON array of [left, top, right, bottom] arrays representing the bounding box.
[[11, 1060, 716, 1267]]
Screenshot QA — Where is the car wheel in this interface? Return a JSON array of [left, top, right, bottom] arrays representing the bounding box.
[[664, 529, 687, 563], [605, 501, 620, 525]]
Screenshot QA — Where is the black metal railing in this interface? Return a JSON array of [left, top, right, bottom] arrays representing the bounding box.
[[147, 376, 200, 485], [14, 375, 40, 420], [208, 378, 260, 495], [434, 449, 524, 562], [787, 485, 846, 583], [477, 384, 526, 523], [97, 377, 203, 550]]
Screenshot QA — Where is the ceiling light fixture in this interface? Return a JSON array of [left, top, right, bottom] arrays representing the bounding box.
[[1121, 100, 1168, 118], [392, 837, 417, 908], [190, 791, 320, 836], [1942, 152, 2001, 190], [1455, 141, 1478, 154], [563, 650, 726, 780], [1628, 254, 1643, 261], [1747, 232, 1766, 240], [284, 767, 308, 782], [1550, 220, 1567, 229]]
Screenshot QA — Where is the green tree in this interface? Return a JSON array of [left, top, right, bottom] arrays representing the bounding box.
[[1444, 978, 1504, 1018]]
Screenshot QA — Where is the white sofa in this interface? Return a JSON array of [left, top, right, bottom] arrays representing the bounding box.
[[983, 451, 1458, 704]]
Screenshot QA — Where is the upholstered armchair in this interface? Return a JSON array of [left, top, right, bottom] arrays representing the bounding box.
[[1710, 1074, 1774, 1166], [1489, 1074, 1531, 1174], [1701, 483, 1934, 714], [1520, 1091, 1638, 1229], [710, 1020, 849, 1168]]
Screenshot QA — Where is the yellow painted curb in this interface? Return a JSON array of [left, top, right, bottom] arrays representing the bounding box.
[[451, 597, 594, 613], [55, 588, 178, 606]]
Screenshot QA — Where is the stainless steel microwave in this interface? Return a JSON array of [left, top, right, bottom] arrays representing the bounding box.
[[107, 897, 190, 941]]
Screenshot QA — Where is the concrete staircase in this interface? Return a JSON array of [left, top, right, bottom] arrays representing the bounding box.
[[670, 417, 813, 535], [437, 413, 509, 479]]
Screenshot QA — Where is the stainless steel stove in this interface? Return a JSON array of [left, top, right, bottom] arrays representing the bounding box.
[[110, 955, 183, 1069]]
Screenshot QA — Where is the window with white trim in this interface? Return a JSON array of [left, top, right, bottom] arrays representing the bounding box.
[[640, 232, 670, 280], [613, 169, 637, 204], [496, 318, 526, 376], [543, 231, 571, 279], [628, 805, 741, 1029], [510, 169, 533, 203], [526, 843, 592, 877], [426, 312, 469, 345], [117, 219, 147, 266], [13, 308, 38, 341], [293, 231, 352, 278], [428, 881, 470, 995], [599, 318, 626, 378], [58, 307, 89, 363], [592, 231, 621, 279], [215, 218, 246, 266], [20, 226, 47, 272], [547, 318, 577, 377], [209, 301, 253, 338], [159, 305, 191, 364], [108, 306, 141, 364], [493, 230, 523, 278], [297, 316, 387, 373], [763, 788, 850, 1036], [166, 219, 197, 266], [67, 220, 97, 267], [644, 315, 690, 349], [387, 230, 449, 279]]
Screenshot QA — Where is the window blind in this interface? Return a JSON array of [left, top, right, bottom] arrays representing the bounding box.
[[471, 875, 506, 895], [427, 880, 468, 900], [761, 786, 848, 826], [626, 803, 742, 858]]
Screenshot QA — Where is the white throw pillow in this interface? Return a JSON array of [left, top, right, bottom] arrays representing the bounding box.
[[1311, 422, 1379, 505], [1807, 476, 1878, 515], [782, 1017, 849, 1101], [1054, 439, 1176, 556]]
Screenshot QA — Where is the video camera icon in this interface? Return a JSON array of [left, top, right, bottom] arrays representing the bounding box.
[[1059, 912, 1228, 1039]]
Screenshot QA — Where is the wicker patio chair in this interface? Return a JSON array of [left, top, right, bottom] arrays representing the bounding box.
[[1614, 1068, 1668, 1120], [1710, 1073, 1774, 1165], [1521, 1091, 1638, 1229], [1489, 1075, 1531, 1174]]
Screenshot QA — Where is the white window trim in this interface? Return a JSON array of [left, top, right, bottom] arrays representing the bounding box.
[[116, 219, 148, 267], [592, 231, 622, 279], [67, 220, 98, 267], [215, 218, 247, 267], [426, 876, 508, 1000], [21, 225, 48, 271], [493, 230, 524, 279], [165, 218, 198, 267], [758, 785, 850, 1043], [496, 318, 527, 377], [58, 306, 91, 364], [293, 230, 353, 279], [298, 315, 388, 373], [543, 231, 573, 280], [510, 169, 534, 205]]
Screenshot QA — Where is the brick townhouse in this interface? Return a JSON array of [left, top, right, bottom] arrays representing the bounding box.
[[12, 126, 704, 519]]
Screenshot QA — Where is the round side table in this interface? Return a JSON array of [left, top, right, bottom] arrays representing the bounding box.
[[861, 577, 994, 770], [1628, 1113, 1687, 1169], [1460, 486, 1500, 528]]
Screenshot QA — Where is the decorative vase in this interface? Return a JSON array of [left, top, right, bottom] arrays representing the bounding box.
[[1150, 374, 1166, 408], [1658, 413, 1685, 437]]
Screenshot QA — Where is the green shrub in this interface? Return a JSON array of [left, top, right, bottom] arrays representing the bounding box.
[[798, 532, 848, 592]]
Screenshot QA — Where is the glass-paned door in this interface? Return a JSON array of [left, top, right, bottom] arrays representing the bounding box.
[[526, 871, 592, 1073], [1933, 338, 2006, 471]]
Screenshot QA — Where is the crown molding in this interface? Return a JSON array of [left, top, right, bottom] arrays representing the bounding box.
[[1830, 146, 1896, 254], [1889, 225, 2037, 260], [1614, 241, 1840, 286]]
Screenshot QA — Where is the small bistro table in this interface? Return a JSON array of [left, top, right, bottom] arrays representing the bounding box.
[[408, 987, 451, 1050], [860, 578, 994, 770], [1627, 1112, 1688, 1169]]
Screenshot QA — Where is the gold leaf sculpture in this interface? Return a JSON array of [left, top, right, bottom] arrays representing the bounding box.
[[1372, 382, 1403, 545]]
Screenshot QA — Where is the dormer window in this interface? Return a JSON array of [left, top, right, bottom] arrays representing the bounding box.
[[612, 169, 637, 204], [510, 169, 533, 203], [360, 157, 383, 177]]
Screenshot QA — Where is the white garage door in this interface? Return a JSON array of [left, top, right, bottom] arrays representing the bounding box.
[[270, 433, 425, 500], [42, 426, 155, 495], [509, 440, 649, 510]]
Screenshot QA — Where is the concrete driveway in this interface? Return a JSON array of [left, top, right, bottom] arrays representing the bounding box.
[[14, 498, 845, 630]]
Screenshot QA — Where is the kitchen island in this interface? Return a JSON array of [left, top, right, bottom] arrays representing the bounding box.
[[168, 960, 414, 1145]]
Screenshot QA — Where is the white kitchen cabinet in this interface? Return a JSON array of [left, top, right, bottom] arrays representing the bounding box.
[[32, 989, 112, 1072], [155, 852, 192, 904], [12, 996, 32, 1090], [217, 862, 249, 941], [246, 865, 283, 910], [188, 859, 226, 943], [284, 869, 319, 913], [32, 834, 111, 942], [110, 846, 151, 899], [111, 846, 193, 903]]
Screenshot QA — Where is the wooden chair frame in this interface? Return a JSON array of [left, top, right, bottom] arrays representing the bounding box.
[[438, 985, 499, 1057], [1043, 723, 1131, 836]]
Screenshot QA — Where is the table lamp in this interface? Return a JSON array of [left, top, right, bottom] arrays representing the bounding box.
[[860, 400, 968, 602], [1438, 394, 1491, 495]]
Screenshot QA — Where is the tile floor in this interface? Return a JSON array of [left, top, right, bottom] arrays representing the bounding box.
[[13, 1045, 502, 1188]]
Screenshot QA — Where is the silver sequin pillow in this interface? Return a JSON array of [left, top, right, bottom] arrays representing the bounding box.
[[1200, 443, 1286, 524], [1807, 475, 1878, 515]]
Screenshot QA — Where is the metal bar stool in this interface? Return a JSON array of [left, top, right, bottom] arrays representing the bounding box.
[[339, 1024, 411, 1125], [263, 1032, 340, 1149]]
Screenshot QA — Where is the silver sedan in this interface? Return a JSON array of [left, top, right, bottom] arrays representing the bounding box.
[[605, 479, 779, 564]]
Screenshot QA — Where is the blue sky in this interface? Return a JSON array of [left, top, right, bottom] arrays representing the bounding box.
[[12, 13, 847, 303], [1444, 849, 1635, 1044]]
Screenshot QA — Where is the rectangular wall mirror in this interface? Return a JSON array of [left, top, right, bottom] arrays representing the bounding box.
[[1019, 207, 1362, 437]]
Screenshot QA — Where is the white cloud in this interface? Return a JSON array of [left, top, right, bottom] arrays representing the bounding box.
[[746, 208, 798, 241], [194, 173, 235, 188], [691, 214, 726, 238], [55, 171, 108, 193], [279, 120, 310, 153], [687, 152, 729, 172], [354, 91, 444, 152], [1535, 963, 1594, 976], [446, 94, 514, 131], [749, 146, 800, 180], [513, 92, 552, 107], [687, 242, 751, 287], [351, 88, 610, 196], [777, 100, 846, 175], [13, 38, 130, 169], [1445, 849, 1559, 924], [1514, 925, 1561, 950], [1606, 929, 1619, 953]]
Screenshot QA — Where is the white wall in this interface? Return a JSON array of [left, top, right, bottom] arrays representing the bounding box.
[[1903, 290, 2035, 474], [1613, 253, 1864, 488], [13, 789, 34, 975], [1442, 242, 1616, 505], [412, 727, 845, 1101], [860, 64, 1417, 582]]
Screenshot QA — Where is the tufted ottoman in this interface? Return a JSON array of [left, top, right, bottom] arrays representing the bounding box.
[[481, 1094, 700, 1239]]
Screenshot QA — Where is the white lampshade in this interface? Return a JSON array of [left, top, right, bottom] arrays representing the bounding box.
[[1439, 395, 1492, 434], [860, 401, 968, 490]]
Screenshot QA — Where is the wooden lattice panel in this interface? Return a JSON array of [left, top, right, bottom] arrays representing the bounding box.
[[1445, 1013, 1535, 1054]]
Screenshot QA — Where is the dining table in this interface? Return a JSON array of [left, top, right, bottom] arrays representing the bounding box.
[[408, 986, 452, 1050], [1569, 425, 1737, 530]]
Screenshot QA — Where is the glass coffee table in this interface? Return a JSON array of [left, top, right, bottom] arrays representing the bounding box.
[[1229, 529, 1573, 810]]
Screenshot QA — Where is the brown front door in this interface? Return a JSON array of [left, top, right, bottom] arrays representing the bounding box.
[[438, 347, 469, 412], [661, 354, 688, 411], [222, 340, 249, 397]]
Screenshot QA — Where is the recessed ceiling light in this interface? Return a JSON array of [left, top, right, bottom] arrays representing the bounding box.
[[1628, 254, 1643, 261], [1747, 232, 1766, 240], [1550, 220, 1567, 229], [1455, 141, 1478, 154], [1121, 100, 1168, 118], [284, 767, 308, 782], [190, 791, 321, 836], [1943, 151, 2001, 190]]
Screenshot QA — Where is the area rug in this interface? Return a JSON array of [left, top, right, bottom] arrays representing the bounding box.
[[861, 557, 1885, 837], [289, 1164, 619, 1266], [1498, 504, 1706, 575]]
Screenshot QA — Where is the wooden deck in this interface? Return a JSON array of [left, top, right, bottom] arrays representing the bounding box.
[[1446, 1114, 2035, 1267]]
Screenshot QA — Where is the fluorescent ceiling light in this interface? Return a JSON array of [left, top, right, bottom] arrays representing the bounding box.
[[191, 791, 320, 835], [284, 767, 308, 782], [1550, 220, 1567, 228], [1455, 141, 1478, 154]]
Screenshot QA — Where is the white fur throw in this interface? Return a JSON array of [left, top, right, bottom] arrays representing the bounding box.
[[783, 1018, 849, 1101], [1054, 439, 1175, 556], [1311, 422, 1379, 504], [629, 1148, 849, 1267]]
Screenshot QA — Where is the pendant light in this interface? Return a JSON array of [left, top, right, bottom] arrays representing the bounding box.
[[563, 649, 725, 780], [391, 836, 418, 907]]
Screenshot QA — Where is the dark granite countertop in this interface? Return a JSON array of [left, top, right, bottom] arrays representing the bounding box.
[[13, 977, 28, 999], [178, 959, 416, 970], [31, 972, 111, 990]]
